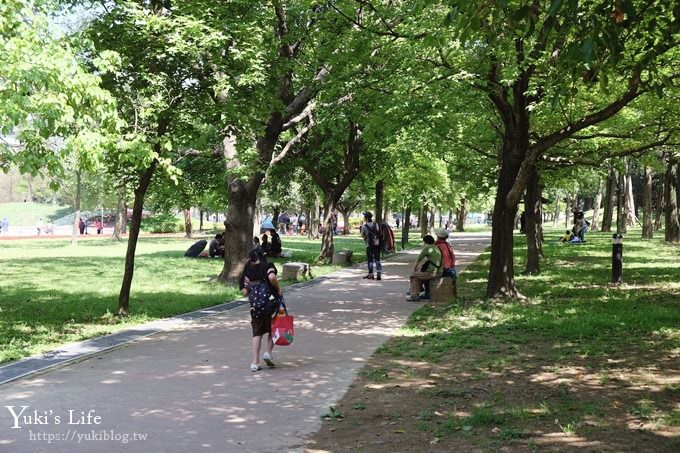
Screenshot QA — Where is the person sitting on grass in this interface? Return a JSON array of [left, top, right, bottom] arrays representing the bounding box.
[[574, 212, 589, 242], [406, 235, 442, 302], [261, 233, 271, 256], [209, 233, 225, 258], [560, 230, 574, 243], [269, 229, 282, 257]]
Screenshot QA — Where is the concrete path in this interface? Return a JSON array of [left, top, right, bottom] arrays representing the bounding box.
[[0, 233, 490, 453]]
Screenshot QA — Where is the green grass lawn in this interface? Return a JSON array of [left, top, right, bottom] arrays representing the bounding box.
[[0, 232, 417, 364], [312, 227, 680, 451], [0, 202, 72, 226]]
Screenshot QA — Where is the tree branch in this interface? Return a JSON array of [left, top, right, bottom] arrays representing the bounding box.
[[540, 133, 673, 168], [271, 111, 315, 166]]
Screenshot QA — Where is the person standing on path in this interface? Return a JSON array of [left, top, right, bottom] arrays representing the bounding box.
[[241, 249, 282, 372], [360, 211, 382, 280], [1, 217, 8, 235]]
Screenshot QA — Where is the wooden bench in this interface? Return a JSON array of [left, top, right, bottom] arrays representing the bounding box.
[[331, 249, 353, 265], [429, 276, 458, 303], [281, 262, 311, 280]]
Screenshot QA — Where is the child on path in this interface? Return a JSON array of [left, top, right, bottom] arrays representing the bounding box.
[[241, 249, 282, 372]]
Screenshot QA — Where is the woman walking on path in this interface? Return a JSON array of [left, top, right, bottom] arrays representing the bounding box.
[[241, 250, 282, 372]]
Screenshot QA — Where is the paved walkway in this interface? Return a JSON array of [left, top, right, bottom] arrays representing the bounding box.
[[0, 233, 490, 453]]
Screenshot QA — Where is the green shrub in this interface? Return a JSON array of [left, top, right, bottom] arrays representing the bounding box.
[[141, 213, 183, 233]]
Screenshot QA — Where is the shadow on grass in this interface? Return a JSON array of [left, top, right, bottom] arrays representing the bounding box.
[[355, 230, 680, 451]]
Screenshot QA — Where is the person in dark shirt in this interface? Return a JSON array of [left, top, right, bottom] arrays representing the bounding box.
[[209, 233, 225, 257], [268, 229, 282, 257], [241, 249, 281, 372]]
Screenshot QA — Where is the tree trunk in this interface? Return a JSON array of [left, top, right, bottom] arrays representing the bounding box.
[[552, 198, 560, 227], [26, 174, 34, 203], [183, 208, 192, 238], [383, 203, 389, 227], [71, 170, 81, 245], [117, 160, 158, 315], [602, 166, 616, 232], [219, 108, 284, 283], [319, 198, 336, 261], [487, 137, 524, 299], [308, 195, 320, 239], [339, 209, 351, 236], [564, 195, 571, 229], [642, 167, 654, 239], [420, 205, 428, 237], [429, 207, 435, 230], [112, 189, 125, 241], [220, 179, 259, 282], [583, 197, 593, 212], [199, 210, 204, 232], [626, 174, 637, 227], [664, 156, 680, 243], [456, 197, 467, 232], [524, 166, 543, 275], [617, 169, 626, 233], [375, 179, 384, 224], [488, 193, 520, 298], [654, 179, 664, 231], [401, 204, 411, 250], [272, 206, 280, 230], [591, 180, 603, 232]]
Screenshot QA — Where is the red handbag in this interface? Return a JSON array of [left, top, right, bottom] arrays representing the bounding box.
[[272, 299, 294, 346]]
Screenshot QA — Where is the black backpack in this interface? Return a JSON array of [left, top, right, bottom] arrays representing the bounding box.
[[248, 282, 277, 318], [366, 222, 380, 246]]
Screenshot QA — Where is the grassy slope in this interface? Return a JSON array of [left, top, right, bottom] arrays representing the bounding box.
[[0, 202, 72, 226]]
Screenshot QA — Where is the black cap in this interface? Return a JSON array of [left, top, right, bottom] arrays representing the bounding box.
[[363, 211, 372, 219]]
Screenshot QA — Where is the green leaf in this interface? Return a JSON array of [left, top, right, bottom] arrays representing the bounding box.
[[580, 37, 593, 63], [548, 0, 564, 17], [623, 0, 635, 19], [513, 5, 530, 22]]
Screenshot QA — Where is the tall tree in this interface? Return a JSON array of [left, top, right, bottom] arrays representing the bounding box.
[[86, 1, 230, 314], [664, 153, 680, 243], [591, 179, 603, 232], [642, 166, 654, 238], [214, 2, 335, 282], [360, 0, 680, 297], [602, 166, 617, 232], [299, 121, 363, 261]]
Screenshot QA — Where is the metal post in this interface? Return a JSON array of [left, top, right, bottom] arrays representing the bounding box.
[[612, 233, 623, 283]]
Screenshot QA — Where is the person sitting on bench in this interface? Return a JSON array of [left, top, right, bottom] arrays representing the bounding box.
[[434, 229, 457, 279]]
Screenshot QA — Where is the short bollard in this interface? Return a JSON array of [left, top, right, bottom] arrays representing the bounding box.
[[612, 233, 623, 283]]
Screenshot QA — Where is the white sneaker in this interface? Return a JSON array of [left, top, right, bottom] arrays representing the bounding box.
[[250, 363, 261, 372], [263, 352, 275, 367]]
